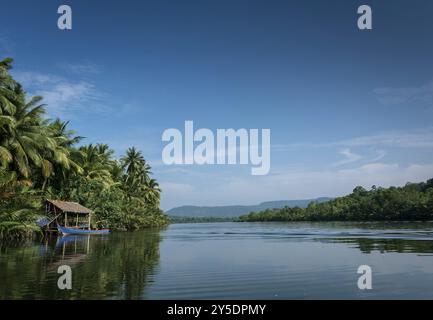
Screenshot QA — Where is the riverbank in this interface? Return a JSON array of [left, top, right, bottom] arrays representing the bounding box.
[[0, 58, 168, 241], [239, 179, 433, 222]]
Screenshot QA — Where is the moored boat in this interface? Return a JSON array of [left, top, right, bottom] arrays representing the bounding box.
[[56, 223, 110, 235], [40, 200, 111, 235]]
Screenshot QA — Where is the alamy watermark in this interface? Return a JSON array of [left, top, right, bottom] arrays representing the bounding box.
[[57, 265, 72, 290], [162, 121, 271, 175], [56, 4, 372, 31], [57, 5, 72, 30], [357, 265, 373, 290], [357, 5, 372, 30]]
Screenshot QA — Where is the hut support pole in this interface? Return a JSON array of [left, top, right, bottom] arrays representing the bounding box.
[[65, 212, 68, 227], [88, 213, 91, 230]]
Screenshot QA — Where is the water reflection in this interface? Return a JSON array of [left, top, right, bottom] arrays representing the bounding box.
[[323, 238, 433, 254], [1, 222, 433, 299], [0, 229, 163, 299], [41, 235, 94, 272]]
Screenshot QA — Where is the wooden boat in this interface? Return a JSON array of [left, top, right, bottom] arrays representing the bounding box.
[[56, 223, 110, 235], [41, 200, 111, 235]]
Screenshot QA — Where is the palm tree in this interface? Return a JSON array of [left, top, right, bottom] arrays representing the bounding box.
[[0, 89, 51, 179], [0, 58, 72, 186], [77, 144, 114, 183], [119, 147, 162, 208], [0, 209, 42, 241], [143, 178, 161, 207], [121, 147, 144, 175], [41, 119, 84, 189], [110, 160, 124, 182]]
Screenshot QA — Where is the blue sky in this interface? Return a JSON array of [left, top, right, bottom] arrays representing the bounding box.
[[1, 0, 433, 209]]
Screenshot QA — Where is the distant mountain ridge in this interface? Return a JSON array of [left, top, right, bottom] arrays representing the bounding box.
[[166, 197, 332, 217]]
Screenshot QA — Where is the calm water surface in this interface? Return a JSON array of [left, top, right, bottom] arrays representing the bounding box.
[[1, 222, 433, 299]]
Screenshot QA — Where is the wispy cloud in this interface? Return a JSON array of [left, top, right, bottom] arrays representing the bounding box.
[[332, 148, 362, 167], [37, 82, 97, 114], [275, 128, 433, 150], [336, 129, 433, 148], [374, 80, 433, 106], [228, 162, 433, 202], [13, 71, 62, 85], [12, 70, 101, 118], [331, 148, 387, 168], [369, 149, 387, 162], [57, 62, 101, 75]]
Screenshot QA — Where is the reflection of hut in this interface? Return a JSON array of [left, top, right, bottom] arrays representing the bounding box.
[[42, 199, 93, 232]]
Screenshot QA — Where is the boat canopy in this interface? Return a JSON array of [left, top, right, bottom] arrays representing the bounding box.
[[46, 199, 93, 215]]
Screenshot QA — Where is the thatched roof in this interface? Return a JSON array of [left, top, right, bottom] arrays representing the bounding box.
[[46, 199, 92, 214]]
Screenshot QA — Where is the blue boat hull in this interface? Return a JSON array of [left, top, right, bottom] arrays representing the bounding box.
[[56, 223, 110, 235]]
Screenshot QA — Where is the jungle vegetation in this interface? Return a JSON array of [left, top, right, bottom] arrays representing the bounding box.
[[239, 179, 433, 222], [0, 58, 168, 240]]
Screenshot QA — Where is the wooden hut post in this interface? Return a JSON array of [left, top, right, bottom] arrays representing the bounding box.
[[53, 205, 57, 232], [88, 213, 91, 230], [65, 212, 68, 227], [86, 235, 90, 253], [76, 213, 79, 227]]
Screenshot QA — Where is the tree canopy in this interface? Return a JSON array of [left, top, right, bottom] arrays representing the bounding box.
[[0, 58, 168, 240], [239, 179, 433, 222]]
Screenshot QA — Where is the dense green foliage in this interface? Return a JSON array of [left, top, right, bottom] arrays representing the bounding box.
[[0, 58, 168, 239], [239, 179, 433, 222]]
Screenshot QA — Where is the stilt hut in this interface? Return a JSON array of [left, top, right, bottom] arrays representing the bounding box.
[[44, 199, 93, 231]]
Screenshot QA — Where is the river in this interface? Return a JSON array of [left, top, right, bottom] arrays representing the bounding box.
[[1, 221, 433, 299]]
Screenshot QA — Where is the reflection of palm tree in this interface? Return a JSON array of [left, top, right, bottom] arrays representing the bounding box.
[[330, 237, 433, 254], [0, 230, 164, 299]]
